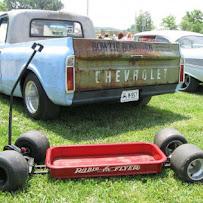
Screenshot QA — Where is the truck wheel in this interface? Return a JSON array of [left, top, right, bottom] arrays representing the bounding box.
[[135, 96, 152, 106], [171, 144, 203, 182], [180, 74, 199, 92], [154, 128, 187, 156], [15, 131, 50, 164], [0, 150, 29, 191], [23, 73, 60, 120]]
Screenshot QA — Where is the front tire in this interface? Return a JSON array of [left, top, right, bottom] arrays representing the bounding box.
[[180, 74, 199, 92], [23, 73, 60, 120]]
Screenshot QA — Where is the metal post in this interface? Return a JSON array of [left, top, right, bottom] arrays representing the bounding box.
[[86, 0, 89, 16]]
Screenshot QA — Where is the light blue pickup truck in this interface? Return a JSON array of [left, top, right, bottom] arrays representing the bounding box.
[[0, 10, 183, 119]]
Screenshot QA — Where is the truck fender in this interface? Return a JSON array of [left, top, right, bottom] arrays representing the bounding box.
[[19, 64, 48, 99]]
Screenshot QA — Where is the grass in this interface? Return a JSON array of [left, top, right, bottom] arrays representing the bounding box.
[[0, 87, 203, 203]]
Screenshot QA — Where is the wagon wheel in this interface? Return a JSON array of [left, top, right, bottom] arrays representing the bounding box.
[[0, 150, 29, 191], [154, 128, 187, 156], [15, 131, 50, 164], [171, 144, 203, 182]]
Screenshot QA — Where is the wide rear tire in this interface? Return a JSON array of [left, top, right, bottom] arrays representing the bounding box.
[[171, 144, 203, 182], [154, 128, 187, 156], [0, 150, 29, 191], [15, 131, 50, 164]]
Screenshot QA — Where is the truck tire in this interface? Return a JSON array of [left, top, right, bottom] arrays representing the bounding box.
[[23, 73, 60, 120], [135, 96, 152, 106], [180, 74, 199, 92], [0, 150, 29, 191], [15, 131, 50, 164], [154, 128, 187, 156], [171, 144, 203, 182]]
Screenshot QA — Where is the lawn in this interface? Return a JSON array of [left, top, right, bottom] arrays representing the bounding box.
[[0, 88, 203, 203]]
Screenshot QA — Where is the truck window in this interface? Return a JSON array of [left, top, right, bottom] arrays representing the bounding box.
[[135, 36, 156, 42], [177, 36, 203, 48], [0, 17, 8, 43], [155, 36, 169, 43], [30, 19, 83, 38]]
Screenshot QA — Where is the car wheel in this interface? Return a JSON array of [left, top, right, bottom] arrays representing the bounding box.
[[23, 73, 60, 120], [0, 150, 29, 191], [15, 131, 50, 164], [171, 144, 203, 182], [180, 74, 199, 92], [134, 96, 152, 106], [154, 128, 187, 156]]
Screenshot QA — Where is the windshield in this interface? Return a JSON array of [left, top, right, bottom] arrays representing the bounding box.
[[177, 36, 203, 48]]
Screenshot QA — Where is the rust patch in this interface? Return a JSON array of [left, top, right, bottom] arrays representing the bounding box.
[[73, 39, 180, 60]]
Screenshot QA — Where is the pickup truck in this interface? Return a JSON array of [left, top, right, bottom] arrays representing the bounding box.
[[0, 10, 183, 119]]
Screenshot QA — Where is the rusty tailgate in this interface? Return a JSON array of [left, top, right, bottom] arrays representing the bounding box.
[[73, 39, 180, 92]]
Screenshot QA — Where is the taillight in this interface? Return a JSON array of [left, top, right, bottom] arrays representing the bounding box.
[[179, 63, 184, 83], [66, 56, 75, 92]]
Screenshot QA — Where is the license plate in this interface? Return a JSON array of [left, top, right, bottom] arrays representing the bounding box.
[[120, 90, 139, 103]]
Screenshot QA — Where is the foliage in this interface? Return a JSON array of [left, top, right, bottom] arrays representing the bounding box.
[[180, 9, 203, 33], [161, 15, 177, 30], [135, 11, 154, 32], [4, 0, 64, 11], [0, 86, 203, 202], [0, 0, 6, 11], [127, 24, 136, 33]]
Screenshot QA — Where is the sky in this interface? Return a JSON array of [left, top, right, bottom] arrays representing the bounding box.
[[61, 0, 203, 30]]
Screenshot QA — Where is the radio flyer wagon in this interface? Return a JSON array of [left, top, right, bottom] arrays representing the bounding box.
[[1, 43, 203, 192]]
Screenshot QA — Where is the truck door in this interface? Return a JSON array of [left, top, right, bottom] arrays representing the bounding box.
[[0, 15, 8, 91]]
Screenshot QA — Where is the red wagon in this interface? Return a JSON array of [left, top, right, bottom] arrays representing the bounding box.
[[1, 128, 203, 192], [45, 143, 167, 179]]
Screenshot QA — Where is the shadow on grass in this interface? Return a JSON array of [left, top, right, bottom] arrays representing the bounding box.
[[0, 94, 189, 142], [194, 85, 203, 95]]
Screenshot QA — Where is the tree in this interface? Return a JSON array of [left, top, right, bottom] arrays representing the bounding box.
[[127, 24, 136, 33], [135, 11, 154, 32], [0, 0, 7, 11], [180, 10, 203, 33], [4, 0, 64, 11], [161, 15, 177, 30]]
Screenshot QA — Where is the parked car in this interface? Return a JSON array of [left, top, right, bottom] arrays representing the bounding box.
[[134, 30, 203, 92], [0, 10, 182, 119]]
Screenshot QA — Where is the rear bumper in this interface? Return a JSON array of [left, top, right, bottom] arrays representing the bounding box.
[[72, 84, 177, 105]]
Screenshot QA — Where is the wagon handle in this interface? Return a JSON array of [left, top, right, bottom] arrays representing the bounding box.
[[8, 43, 44, 145]]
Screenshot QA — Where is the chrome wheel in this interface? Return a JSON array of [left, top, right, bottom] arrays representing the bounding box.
[[165, 140, 183, 156], [181, 74, 190, 90], [187, 158, 203, 181], [24, 81, 39, 114]]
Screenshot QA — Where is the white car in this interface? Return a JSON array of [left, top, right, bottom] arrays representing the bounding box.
[[134, 30, 203, 92]]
